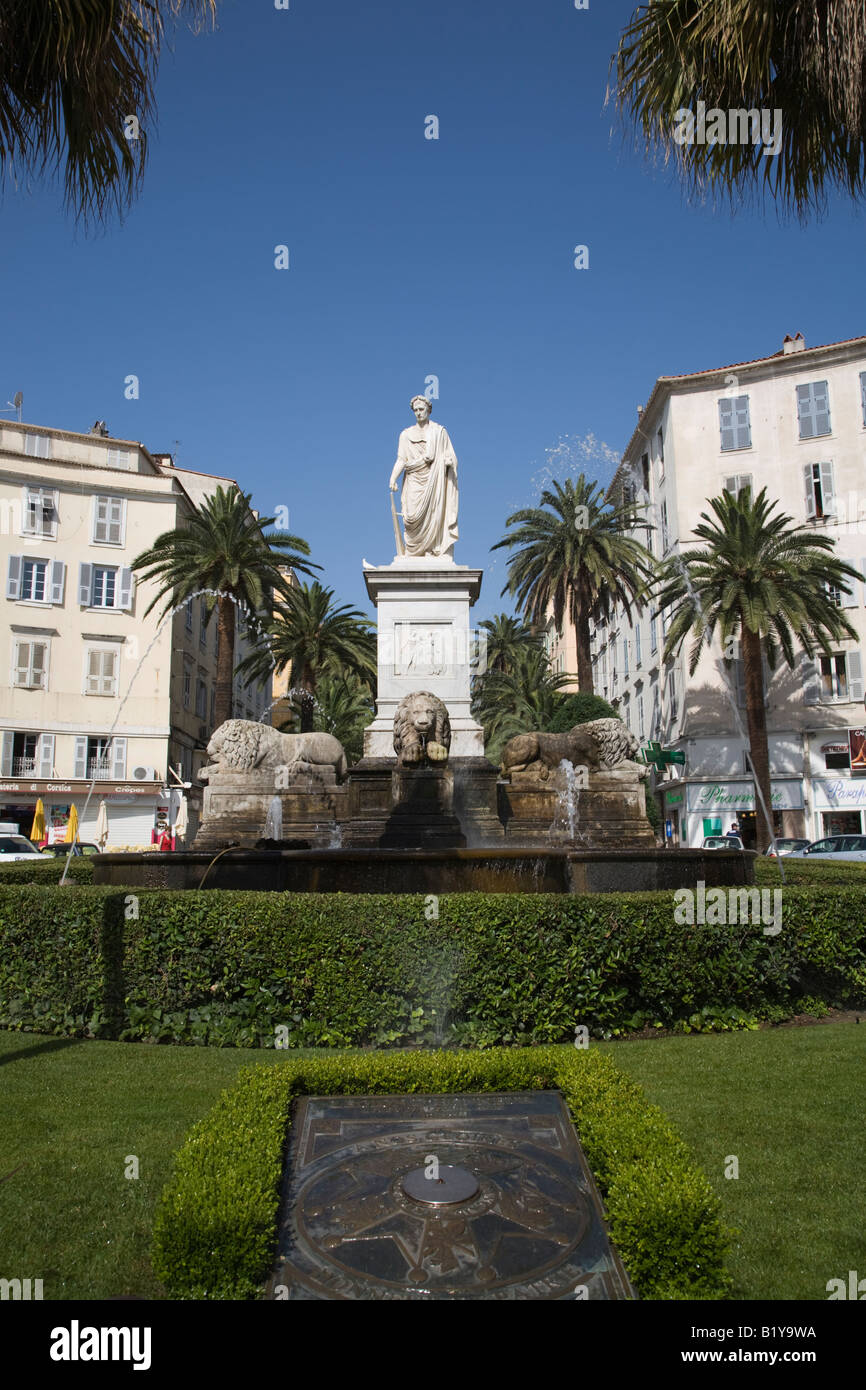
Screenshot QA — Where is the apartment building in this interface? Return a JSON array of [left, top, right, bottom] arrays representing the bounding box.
[[551, 332, 866, 848], [0, 421, 269, 848]]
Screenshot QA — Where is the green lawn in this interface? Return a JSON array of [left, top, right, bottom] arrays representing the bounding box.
[[602, 1021, 866, 1300], [1, 1024, 863, 1300]]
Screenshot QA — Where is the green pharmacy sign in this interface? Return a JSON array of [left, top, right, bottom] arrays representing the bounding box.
[[641, 742, 686, 769]]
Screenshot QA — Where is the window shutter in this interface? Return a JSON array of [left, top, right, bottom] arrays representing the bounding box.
[[847, 651, 863, 702], [110, 498, 124, 544], [6, 554, 22, 599], [861, 372, 866, 427], [804, 465, 816, 518], [78, 563, 93, 606], [38, 733, 54, 778], [860, 558, 866, 608], [725, 475, 739, 494], [797, 384, 814, 438], [735, 659, 747, 707], [50, 560, 65, 605], [13, 640, 29, 686], [0, 731, 13, 777], [719, 399, 735, 451], [21, 485, 34, 534], [31, 643, 46, 688], [803, 658, 820, 705], [814, 380, 831, 436], [86, 650, 100, 695], [73, 737, 87, 778], [843, 568, 859, 608], [104, 651, 118, 695], [118, 568, 133, 611], [111, 737, 127, 780], [820, 461, 835, 516], [734, 396, 751, 448]]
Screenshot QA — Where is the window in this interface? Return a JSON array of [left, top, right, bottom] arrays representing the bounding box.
[[92, 495, 125, 545], [824, 745, 850, 771], [861, 372, 866, 428], [196, 679, 207, 718], [724, 473, 753, 498], [185, 598, 193, 631], [657, 429, 664, 465], [797, 381, 831, 439], [818, 652, 863, 702], [75, 735, 125, 780], [12, 732, 38, 775], [20, 558, 47, 602], [12, 640, 47, 689], [85, 648, 118, 696], [183, 667, 192, 709], [719, 395, 751, 451], [622, 635, 629, 678], [24, 433, 51, 459], [667, 669, 678, 720], [23, 487, 58, 538], [199, 599, 208, 647], [826, 578, 858, 609], [637, 694, 645, 740], [0, 731, 54, 778], [660, 501, 669, 552], [78, 563, 132, 610], [209, 687, 216, 725], [107, 448, 132, 469], [649, 611, 658, 655], [635, 622, 642, 667], [6, 556, 64, 604], [804, 462, 835, 519]]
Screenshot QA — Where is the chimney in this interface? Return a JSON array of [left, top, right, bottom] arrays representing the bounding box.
[[782, 333, 805, 354]]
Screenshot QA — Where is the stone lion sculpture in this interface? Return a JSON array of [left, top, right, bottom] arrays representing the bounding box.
[[393, 691, 451, 765], [200, 719, 348, 781], [500, 717, 643, 781]]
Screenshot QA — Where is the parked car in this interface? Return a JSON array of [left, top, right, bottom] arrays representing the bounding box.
[[41, 842, 101, 857], [789, 835, 866, 863], [0, 834, 45, 861], [702, 835, 745, 850], [764, 838, 810, 857]]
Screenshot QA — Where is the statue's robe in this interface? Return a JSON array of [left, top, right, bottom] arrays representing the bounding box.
[[394, 420, 459, 557]]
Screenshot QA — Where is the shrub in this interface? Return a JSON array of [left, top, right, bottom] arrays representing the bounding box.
[[151, 1046, 731, 1300], [1, 885, 864, 1045]]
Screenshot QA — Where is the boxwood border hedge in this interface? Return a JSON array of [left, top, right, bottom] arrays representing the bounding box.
[[151, 1046, 731, 1301], [1, 884, 865, 1045]]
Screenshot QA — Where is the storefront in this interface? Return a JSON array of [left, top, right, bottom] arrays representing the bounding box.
[[811, 778, 866, 838], [682, 779, 804, 848], [0, 779, 196, 850]]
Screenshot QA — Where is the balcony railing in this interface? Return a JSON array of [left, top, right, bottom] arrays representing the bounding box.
[[88, 760, 113, 780], [12, 757, 36, 775]]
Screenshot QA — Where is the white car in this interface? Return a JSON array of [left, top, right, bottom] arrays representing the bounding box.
[[0, 834, 45, 862], [702, 835, 745, 850], [789, 835, 866, 863]]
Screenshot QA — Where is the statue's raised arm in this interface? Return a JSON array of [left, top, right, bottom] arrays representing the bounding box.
[[389, 396, 459, 559]]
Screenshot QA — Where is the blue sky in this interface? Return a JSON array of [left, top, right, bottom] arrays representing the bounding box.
[[1, 0, 864, 622]]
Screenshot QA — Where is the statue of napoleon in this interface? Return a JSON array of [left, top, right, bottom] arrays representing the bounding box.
[[389, 396, 459, 558]]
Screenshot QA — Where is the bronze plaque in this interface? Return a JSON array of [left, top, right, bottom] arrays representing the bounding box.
[[266, 1090, 635, 1300]]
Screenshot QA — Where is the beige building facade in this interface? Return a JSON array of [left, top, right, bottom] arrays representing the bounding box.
[[586, 332, 866, 848], [0, 422, 268, 848]]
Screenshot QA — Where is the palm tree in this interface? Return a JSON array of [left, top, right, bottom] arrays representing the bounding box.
[[477, 614, 543, 674], [492, 475, 654, 693], [310, 672, 376, 766], [610, 0, 866, 220], [236, 581, 377, 733], [655, 486, 863, 851], [133, 484, 317, 727], [472, 647, 573, 763], [0, 2, 217, 226]]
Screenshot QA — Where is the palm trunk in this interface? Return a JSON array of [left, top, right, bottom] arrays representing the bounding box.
[[742, 626, 772, 852], [574, 576, 594, 693], [299, 666, 316, 733], [214, 595, 236, 728]]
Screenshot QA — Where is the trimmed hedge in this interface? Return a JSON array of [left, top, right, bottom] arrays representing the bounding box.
[[0, 857, 94, 886], [1, 884, 864, 1046], [151, 1046, 731, 1300]]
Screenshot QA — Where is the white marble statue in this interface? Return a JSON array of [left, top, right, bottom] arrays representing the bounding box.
[[389, 396, 459, 558]]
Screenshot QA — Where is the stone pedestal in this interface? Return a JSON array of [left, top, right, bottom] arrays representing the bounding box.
[[361, 556, 485, 758], [499, 765, 654, 849], [193, 769, 347, 851], [381, 766, 465, 849]]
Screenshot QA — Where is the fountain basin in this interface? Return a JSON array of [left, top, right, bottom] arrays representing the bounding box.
[[92, 846, 754, 894]]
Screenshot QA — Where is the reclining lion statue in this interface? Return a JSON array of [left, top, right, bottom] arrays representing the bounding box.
[[500, 717, 642, 781], [394, 691, 451, 766], [200, 719, 348, 781]]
